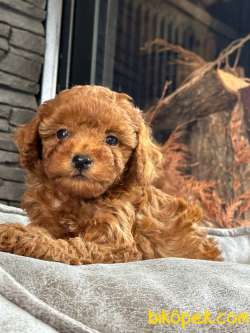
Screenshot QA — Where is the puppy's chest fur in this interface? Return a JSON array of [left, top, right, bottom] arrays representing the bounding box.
[[24, 186, 142, 239], [55, 199, 136, 234], [23, 183, 172, 258]]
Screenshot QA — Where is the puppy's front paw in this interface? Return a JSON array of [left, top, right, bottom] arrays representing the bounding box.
[[0, 224, 26, 252]]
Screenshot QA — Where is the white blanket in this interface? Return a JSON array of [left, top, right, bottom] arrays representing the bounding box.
[[0, 204, 249, 333]]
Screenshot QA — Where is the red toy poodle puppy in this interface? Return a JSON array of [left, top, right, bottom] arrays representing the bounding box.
[[0, 86, 220, 264]]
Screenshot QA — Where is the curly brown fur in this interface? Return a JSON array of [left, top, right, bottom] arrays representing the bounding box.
[[0, 86, 220, 264]]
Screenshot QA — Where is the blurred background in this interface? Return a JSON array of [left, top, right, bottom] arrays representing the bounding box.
[[57, 0, 250, 107]]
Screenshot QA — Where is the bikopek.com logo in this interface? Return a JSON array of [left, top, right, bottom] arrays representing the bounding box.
[[148, 309, 249, 329]]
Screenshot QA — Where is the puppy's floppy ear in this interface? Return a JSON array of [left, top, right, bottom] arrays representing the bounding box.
[[128, 118, 163, 186], [114, 91, 162, 186], [15, 114, 42, 172]]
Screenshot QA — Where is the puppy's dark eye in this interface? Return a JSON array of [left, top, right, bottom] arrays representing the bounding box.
[[56, 128, 69, 140], [106, 135, 119, 146]]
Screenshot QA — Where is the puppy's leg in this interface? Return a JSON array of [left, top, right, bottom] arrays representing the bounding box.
[[141, 199, 222, 261], [0, 224, 141, 264], [0, 223, 81, 264], [164, 202, 222, 261]]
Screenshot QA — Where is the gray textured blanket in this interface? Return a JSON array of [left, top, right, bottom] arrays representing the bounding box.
[[0, 204, 249, 333]]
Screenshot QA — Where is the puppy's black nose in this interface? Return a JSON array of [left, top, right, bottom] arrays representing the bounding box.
[[72, 155, 93, 171]]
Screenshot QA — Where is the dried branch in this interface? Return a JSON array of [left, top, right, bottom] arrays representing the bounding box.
[[141, 38, 206, 69], [215, 34, 250, 70]]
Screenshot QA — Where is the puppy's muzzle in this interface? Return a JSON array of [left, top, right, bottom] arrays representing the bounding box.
[[72, 155, 93, 172]]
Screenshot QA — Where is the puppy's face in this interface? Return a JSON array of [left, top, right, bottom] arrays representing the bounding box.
[[16, 86, 161, 199], [40, 89, 138, 198]]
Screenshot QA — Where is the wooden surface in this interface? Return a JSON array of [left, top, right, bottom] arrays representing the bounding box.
[[188, 111, 235, 201], [152, 70, 238, 142]]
